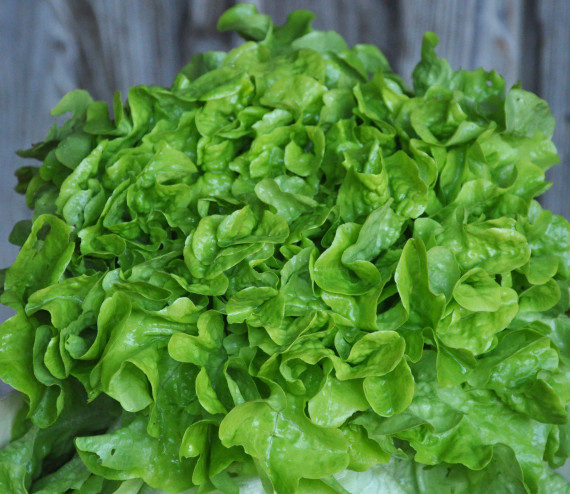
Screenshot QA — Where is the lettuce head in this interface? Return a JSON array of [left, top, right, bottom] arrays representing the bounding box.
[[0, 4, 569, 493]]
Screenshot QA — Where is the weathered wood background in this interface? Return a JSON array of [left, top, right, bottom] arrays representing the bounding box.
[[0, 0, 569, 479]]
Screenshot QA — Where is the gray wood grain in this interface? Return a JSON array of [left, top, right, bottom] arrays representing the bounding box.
[[0, 0, 74, 323], [397, 0, 524, 89], [49, 0, 187, 100], [258, 0, 398, 62], [537, 1, 570, 219], [185, 0, 236, 55]]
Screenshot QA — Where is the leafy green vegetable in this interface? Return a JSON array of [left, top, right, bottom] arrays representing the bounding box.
[[0, 4, 569, 493]]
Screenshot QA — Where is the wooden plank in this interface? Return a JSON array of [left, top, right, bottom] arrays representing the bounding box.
[[49, 0, 189, 100], [184, 0, 235, 56], [249, 0, 399, 65], [0, 0, 70, 324], [537, 1, 570, 219], [44, 0, 237, 100], [397, 0, 524, 87]]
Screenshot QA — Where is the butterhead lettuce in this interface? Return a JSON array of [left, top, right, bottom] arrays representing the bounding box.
[[0, 4, 569, 493]]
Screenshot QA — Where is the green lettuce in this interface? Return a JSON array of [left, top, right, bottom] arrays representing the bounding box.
[[0, 3, 569, 493]]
